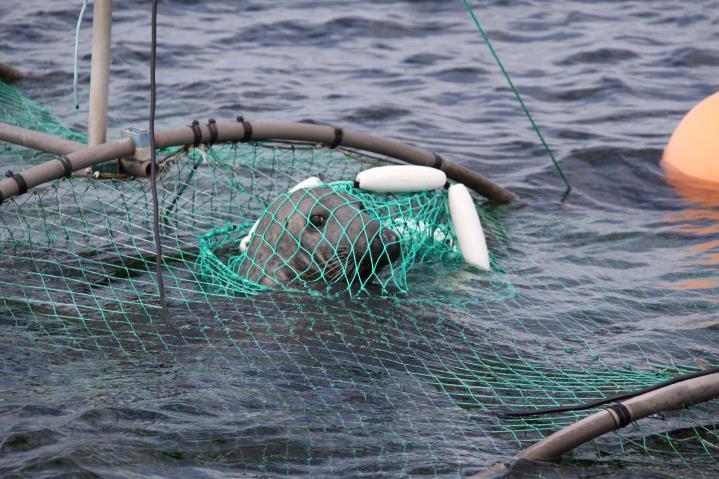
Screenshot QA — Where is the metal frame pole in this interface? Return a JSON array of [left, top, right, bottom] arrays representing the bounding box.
[[88, 0, 112, 146], [0, 123, 84, 155]]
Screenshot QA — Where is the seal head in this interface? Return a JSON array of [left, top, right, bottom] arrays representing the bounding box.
[[239, 186, 400, 290]]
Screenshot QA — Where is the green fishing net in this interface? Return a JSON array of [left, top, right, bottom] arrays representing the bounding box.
[[0, 80, 85, 144], [1, 80, 718, 476]]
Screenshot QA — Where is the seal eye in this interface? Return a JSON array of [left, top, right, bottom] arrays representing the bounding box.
[[309, 214, 326, 228]]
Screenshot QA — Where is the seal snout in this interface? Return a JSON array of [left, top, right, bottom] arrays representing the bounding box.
[[372, 227, 401, 266], [359, 226, 401, 283]]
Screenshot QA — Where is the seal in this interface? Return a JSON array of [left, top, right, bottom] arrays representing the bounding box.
[[239, 186, 401, 289]]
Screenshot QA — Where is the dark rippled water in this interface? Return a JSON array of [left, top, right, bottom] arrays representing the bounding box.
[[2, 1, 719, 477]]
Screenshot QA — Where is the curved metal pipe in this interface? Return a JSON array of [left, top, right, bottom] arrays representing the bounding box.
[[517, 372, 719, 461], [118, 158, 152, 177], [470, 372, 719, 478], [0, 120, 515, 204]]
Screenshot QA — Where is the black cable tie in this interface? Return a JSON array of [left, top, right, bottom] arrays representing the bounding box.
[[9, 172, 27, 195], [207, 118, 218, 146], [607, 403, 632, 428], [56, 155, 73, 178], [239, 117, 253, 142], [190, 120, 202, 148], [330, 127, 343, 149], [353, 179, 360, 189], [433, 153, 444, 170]]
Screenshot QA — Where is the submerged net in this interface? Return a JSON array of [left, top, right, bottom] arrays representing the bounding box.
[[1, 81, 718, 477]]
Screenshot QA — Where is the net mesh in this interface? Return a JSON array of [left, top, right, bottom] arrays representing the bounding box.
[[0, 80, 85, 144], [1, 80, 718, 476]]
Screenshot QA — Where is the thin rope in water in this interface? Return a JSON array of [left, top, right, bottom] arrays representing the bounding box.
[[149, 0, 168, 314], [459, 0, 571, 197], [73, 0, 90, 110]]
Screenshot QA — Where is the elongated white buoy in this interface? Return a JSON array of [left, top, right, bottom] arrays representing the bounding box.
[[356, 165, 446, 193], [448, 183, 490, 271], [240, 176, 323, 252]]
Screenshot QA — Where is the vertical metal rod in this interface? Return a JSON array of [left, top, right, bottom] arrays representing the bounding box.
[[149, 0, 168, 314], [88, 0, 112, 146]]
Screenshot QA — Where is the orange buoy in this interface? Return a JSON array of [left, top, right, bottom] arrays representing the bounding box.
[[662, 92, 719, 184]]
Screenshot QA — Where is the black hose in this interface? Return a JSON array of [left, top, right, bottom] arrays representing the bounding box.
[[497, 366, 719, 418], [149, 0, 168, 314]]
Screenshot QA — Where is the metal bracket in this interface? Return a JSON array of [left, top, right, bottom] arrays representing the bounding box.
[[122, 127, 151, 161]]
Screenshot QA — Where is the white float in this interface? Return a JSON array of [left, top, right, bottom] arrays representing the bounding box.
[[240, 176, 323, 253], [448, 183, 490, 271], [289, 176, 322, 193], [241, 175, 491, 274], [355, 165, 446, 193]]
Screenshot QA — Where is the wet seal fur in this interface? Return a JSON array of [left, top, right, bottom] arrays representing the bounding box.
[[239, 186, 400, 289]]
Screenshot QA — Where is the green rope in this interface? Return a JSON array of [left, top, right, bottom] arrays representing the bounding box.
[[459, 0, 571, 196], [73, 0, 89, 110]]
